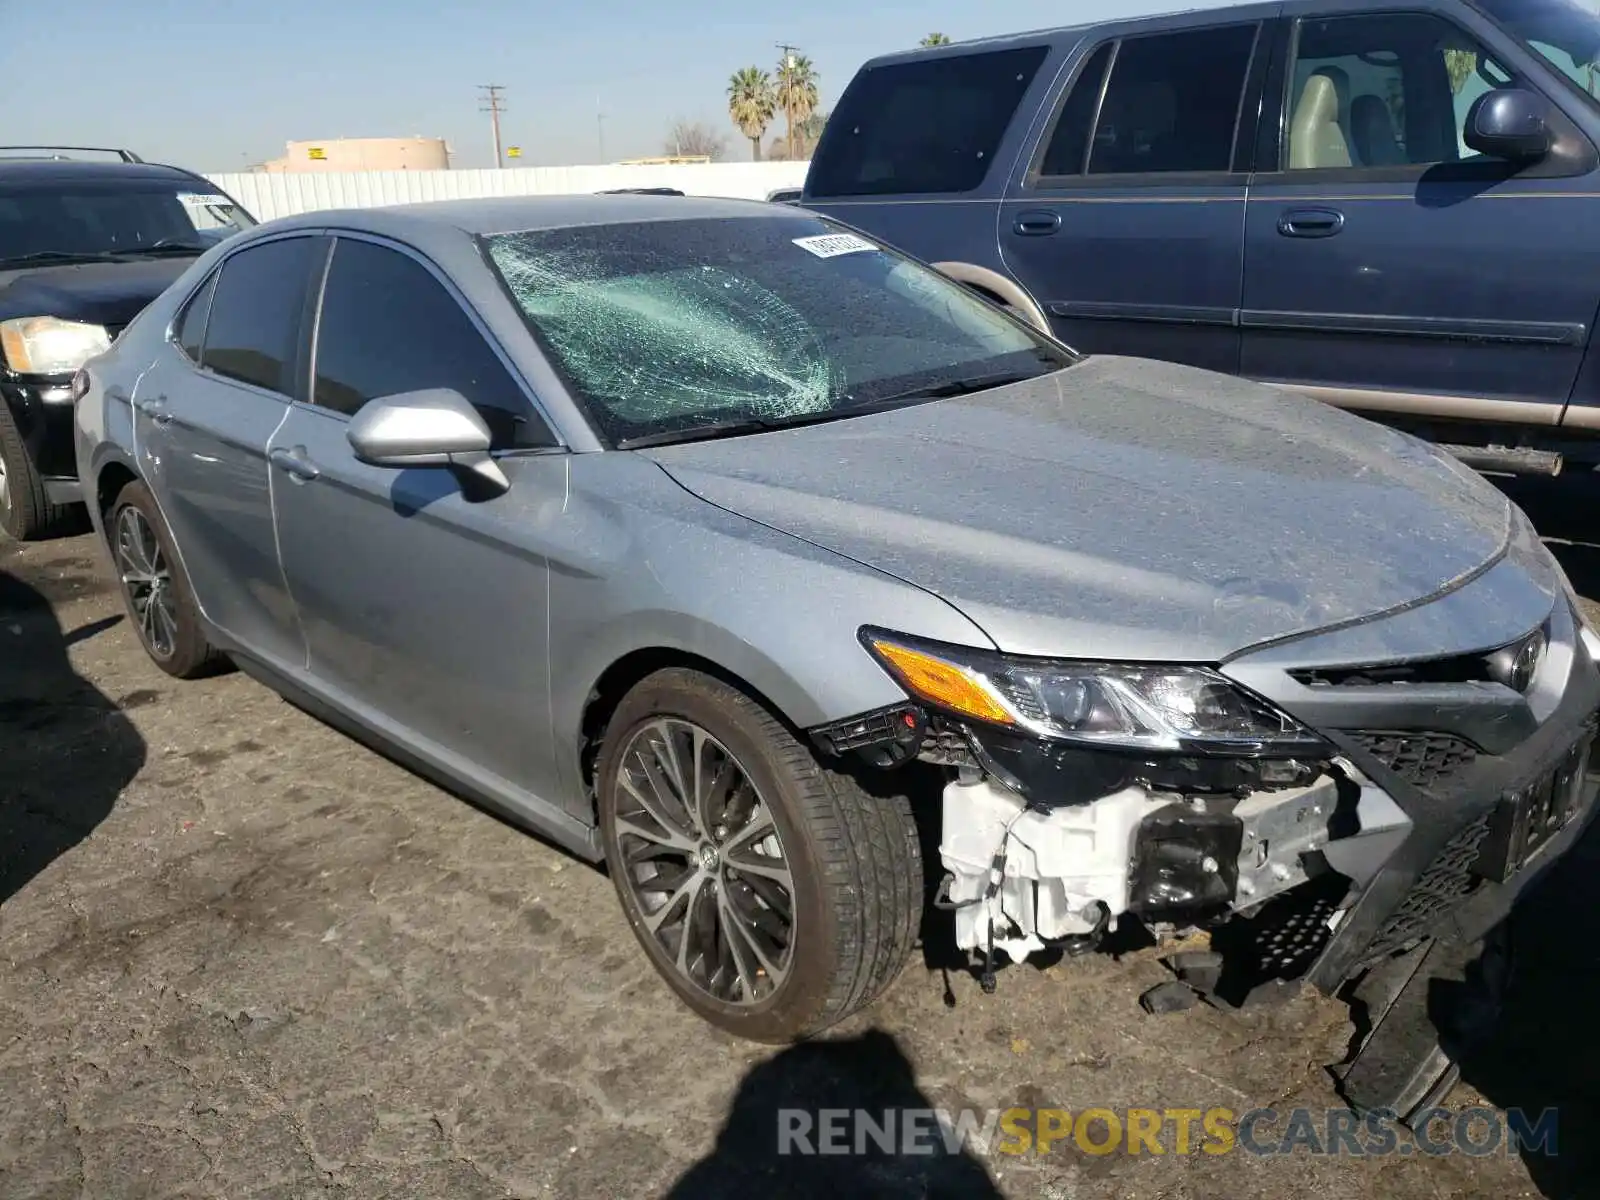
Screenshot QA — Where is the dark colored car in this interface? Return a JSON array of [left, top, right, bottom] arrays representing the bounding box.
[[0, 148, 255, 538], [805, 0, 1600, 476]]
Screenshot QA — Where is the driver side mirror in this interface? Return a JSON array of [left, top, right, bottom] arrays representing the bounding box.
[[1464, 88, 1554, 162], [346, 387, 509, 495]]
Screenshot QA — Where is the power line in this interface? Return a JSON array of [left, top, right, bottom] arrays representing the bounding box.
[[478, 84, 506, 169]]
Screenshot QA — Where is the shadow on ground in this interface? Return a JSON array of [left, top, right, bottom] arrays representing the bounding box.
[[0, 562, 144, 904], [1449, 472, 1600, 1197], [662, 1029, 1000, 1199]]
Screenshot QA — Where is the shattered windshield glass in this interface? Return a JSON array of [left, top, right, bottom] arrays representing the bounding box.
[[483, 214, 1076, 446]]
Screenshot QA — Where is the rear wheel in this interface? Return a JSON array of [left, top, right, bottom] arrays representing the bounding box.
[[0, 403, 71, 541], [108, 480, 223, 679], [597, 668, 922, 1042]]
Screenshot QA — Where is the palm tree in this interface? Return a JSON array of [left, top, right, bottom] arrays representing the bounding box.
[[774, 54, 820, 161], [727, 67, 775, 162], [920, 32, 952, 46]]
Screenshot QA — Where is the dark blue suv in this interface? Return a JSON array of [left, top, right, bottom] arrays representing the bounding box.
[[805, 0, 1600, 476]]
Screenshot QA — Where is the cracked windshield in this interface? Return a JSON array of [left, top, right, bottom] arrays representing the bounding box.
[[485, 214, 1073, 446]]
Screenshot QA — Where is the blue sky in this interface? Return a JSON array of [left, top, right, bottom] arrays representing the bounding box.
[[2, 0, 1233, 173]]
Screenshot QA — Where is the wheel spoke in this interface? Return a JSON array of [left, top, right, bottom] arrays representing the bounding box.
[[716, 890, 763, 999], [721, 886, 788, 988], [645, 868, 704, 935], [722, 810, 777, 860], [620, 769, 696, 850]]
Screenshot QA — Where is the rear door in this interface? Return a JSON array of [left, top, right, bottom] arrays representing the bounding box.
[[267, 233, 568, 807], [999, 18, 1271, 373], [131, 235, 321, 669], [1240, 1, 1600, 419]]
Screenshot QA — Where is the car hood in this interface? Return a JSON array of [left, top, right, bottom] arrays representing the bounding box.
[[642, 355, 1514, 662], [0, 258, 194, 328]]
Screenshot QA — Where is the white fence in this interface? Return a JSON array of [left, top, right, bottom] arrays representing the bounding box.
[[204, 162, 811, 223]]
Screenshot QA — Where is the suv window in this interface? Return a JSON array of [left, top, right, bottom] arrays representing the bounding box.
[[1286, 13, 1514, 170], [807, 46, 1049, 197], [1072, 25, 1259, 176], [174, 271, 217, 364], [312, 237, 553, 449], [1038, 44, 1116, 177], [201, 237, 318, 396]]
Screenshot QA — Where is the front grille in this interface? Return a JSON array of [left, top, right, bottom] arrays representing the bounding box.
[[1349, 730, 1479, 791], [1359, 811, 1493, 966]]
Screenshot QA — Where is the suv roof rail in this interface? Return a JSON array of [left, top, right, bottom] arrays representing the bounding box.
[[0, 145, 144, 163]]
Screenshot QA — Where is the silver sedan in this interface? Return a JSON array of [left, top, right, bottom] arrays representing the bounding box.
[[74, 196, 1600, 1111]]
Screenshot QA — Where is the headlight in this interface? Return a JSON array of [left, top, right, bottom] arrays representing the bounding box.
[[862, 629, 1323, 755], [0, 316, 111, 375]]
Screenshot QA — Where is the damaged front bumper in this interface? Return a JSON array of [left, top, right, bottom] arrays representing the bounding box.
[[812, 592, 1600, 1117]]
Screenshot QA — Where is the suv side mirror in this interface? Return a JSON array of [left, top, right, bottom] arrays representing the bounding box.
[[1464, 88, 1554, 161], [346, 387, 509, 494]]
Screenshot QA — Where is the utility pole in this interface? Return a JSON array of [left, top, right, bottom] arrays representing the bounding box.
[[596, 100, 607, 163], [775, 43, 801, 159], [478, 84, 506, 168]]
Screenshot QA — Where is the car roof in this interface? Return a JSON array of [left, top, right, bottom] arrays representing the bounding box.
[[265, 193, 801, 239], [855, 1, 1277, 69], [0, 158, 204, 185]]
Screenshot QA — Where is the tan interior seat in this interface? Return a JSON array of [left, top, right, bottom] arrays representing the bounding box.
[[1289, 70, 1353, 169]]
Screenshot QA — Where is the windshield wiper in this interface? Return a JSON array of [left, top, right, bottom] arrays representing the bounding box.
[[617, 406, 852, 450], [108, 243, 211, 258], [0, 250, 124, 268], [864, 368, 1045, 406]]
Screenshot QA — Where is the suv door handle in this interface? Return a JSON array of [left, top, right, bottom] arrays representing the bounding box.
[[1013, 210, 1062, 237], [268, 445, 320, 483], [134, 396, 171, 425], [1277, 208, 1345, 238]]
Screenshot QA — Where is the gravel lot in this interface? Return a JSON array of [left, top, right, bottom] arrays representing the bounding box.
[[5, 474, 1600, 1200]]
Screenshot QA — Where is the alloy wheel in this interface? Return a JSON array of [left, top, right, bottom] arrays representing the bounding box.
[[613, 717, 796, 1005], [115, 505, 178, 660]]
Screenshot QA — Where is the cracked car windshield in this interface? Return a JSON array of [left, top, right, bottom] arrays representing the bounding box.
[[484, 214, 1075, 446], [0, 181, 254, 266]]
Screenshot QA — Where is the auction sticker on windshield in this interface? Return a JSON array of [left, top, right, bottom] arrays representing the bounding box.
[[177, 193, 230, 207], [793, 233, 876, 258]]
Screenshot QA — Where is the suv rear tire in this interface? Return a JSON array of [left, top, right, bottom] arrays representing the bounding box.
[[0, 404, 72, 541], [597, 668, 922, 1041]]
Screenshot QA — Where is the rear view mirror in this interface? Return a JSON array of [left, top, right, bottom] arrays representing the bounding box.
[[346, 387, 509, 494], [1464, 88, 1554, 161]]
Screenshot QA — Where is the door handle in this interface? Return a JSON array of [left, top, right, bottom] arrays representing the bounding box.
[[1013, 210, 1062, 237], [135, 395, 171, 425], [1277, 208, 1345, 238], [268, 445, 320, 482]]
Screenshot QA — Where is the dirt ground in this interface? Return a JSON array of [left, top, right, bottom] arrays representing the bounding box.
[[5, 474, 1600, 1200]]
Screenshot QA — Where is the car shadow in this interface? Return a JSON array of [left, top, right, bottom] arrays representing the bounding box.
[[0, 564, 146, 905], [1445, 471, 1600, 1196], [661, 1028, 1001, 1199]]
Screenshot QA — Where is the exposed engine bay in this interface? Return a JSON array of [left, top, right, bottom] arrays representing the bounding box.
[[936, 758, 1409, 969]]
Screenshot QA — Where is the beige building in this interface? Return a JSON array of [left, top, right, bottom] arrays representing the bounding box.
[[257, 136, 450, 173]]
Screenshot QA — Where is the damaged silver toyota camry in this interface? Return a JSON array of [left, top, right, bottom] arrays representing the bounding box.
[[76, 196, 1600, 1117]]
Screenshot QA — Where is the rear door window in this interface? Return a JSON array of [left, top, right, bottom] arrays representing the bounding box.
[[807, 45, 1049, 196], [1084, 25, 1260, 175], [201, 237, 319, 396]]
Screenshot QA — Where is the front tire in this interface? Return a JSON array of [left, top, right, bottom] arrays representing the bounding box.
[[597, 668, 922, 1042], [108, 480, 223, 679]]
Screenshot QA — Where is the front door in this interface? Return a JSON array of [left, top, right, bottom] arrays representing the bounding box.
[[267, 234, 568, 805], [999, 20, 1268, 373], [1240, 4, 1600, 418], [131, 235, 323, 670]]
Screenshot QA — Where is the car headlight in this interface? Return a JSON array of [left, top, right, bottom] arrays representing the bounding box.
[[861, 628, 1323, 755], [0, 316, 111, 375]]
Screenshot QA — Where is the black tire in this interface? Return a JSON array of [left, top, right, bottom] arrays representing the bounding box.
[[0, 402, 72, 541], [107, 479, 224, 679], [597, 668, 922, 1042]]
